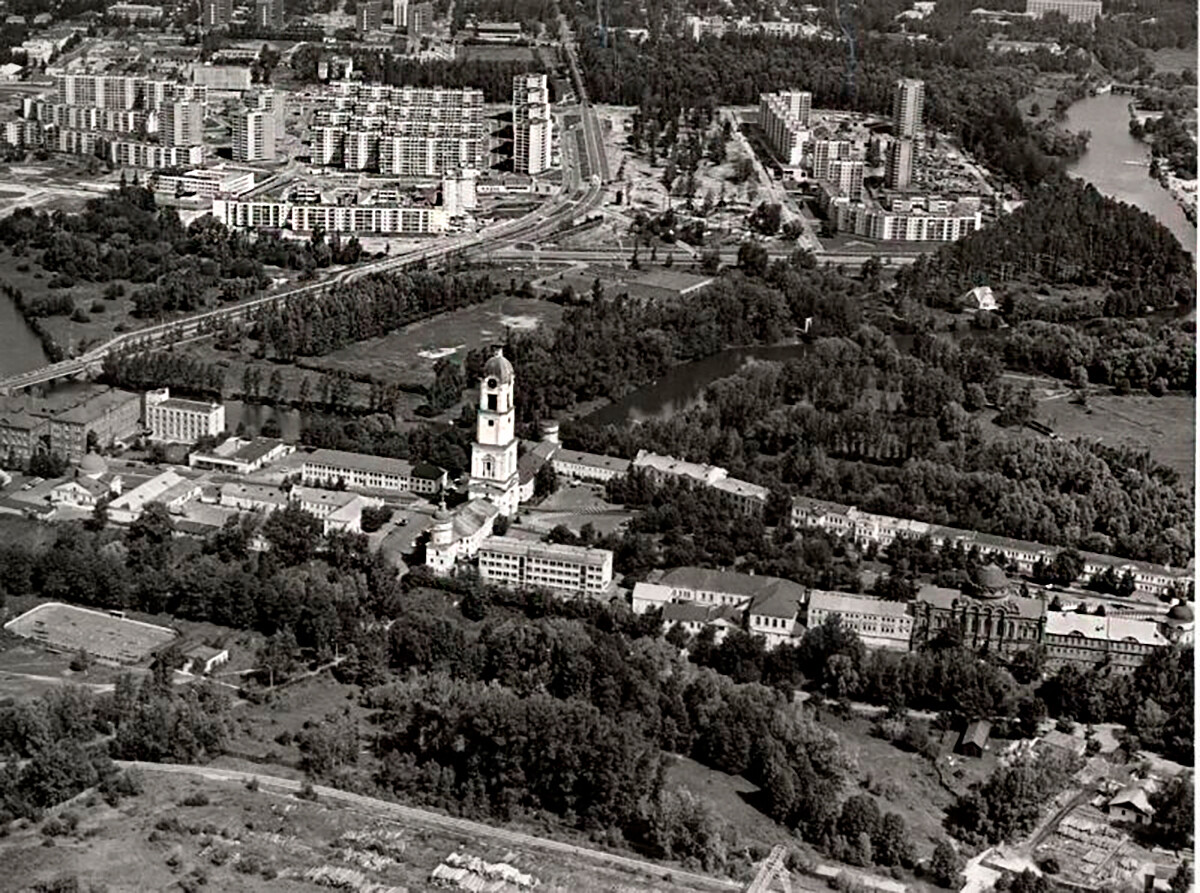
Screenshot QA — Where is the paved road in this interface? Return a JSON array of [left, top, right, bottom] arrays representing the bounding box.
[[117, 761, 741, 891]]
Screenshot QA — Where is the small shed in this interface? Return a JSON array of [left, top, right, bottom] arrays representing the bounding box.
[[182, 644, 229, 676], [961, 285, 998, 312], [957, 720, 992, 757]]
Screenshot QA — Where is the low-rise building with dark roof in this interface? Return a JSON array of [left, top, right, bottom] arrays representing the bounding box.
[[957, 720, 991, 757], [552, 447, 630, 482], [627, 269, 715, 300]]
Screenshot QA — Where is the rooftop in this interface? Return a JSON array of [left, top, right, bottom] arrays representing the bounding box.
[[749, 586, 805, 619], [480, 535, 611, 568], [304, 448, 415, 478], [629, 269, 714, 295], [154, 396, 219, 413], [292, 486, 359, 508], [220, 481, 289, 506], [808, 590, 911, 619], [1044, 611, 1169, 647], [554, 448, 630, 472], [660, 567, 806, 602]]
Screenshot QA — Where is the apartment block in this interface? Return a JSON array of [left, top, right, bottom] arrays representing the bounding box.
[[159, 100, 205, 148], [759, 90, 812, 167], [811, 139, 852, 180], [893, 78, 925, 138], [477, 535, 614, 597], [828, 158, 864, 200], [202, 0, 232, 27], [886, 137, 914, 189], [232, 108, 275, 161], [357, 0, 382, 32], [512, 73, 552, 175]]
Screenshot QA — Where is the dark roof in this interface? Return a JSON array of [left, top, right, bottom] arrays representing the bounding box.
[[630, 269, 714, 295], [411, 461, 445, 480]]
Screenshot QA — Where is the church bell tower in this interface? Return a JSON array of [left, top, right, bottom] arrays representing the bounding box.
[[468, 347, 520, 516]]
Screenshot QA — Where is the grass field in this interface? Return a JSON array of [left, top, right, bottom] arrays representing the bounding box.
[[5, 602, 178, 664], [1038, 392, 1196, 487], [0, 639, 130, 700], [295, 295, 563, 388], [1147, 46, 1197, 74]]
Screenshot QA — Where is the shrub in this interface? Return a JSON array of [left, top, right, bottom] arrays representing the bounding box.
[[71, 308, 89, 322], [297, 780, 317, 802], [180, 793, 210, 807], [90, 301, 105, 313], [245, 777, 259, 792]]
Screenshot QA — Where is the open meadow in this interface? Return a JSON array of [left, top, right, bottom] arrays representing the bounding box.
[[295, 295, 563, 388]]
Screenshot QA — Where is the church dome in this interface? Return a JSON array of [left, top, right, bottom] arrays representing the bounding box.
[[433, 503, 453, 523], [482, 348, 514, 387], [973, 563, 1009, 598], [78, 452, 107, 477], [1167, 601, 1194, 624]]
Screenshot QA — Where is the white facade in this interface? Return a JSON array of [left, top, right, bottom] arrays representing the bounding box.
[[233, 108, 275, 162], [210, 199, 448, 234], [468, 349, 520, 517], [160, 100, 204, 148], [144, 388, 224, 444], [302, 448, 445, 494], [828, 158, 864, 200], [759, 90, 812, 167], [807, 591, 913, 650], [893, 78, 925, 138], [478, 535, 614, 597], [512, 74, 552, 175]]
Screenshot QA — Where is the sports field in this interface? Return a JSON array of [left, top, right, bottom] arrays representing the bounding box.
[[4, 602, 177, 664]]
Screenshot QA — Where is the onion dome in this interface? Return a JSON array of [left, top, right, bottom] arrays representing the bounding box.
[[78, 452, 107, 478], [482, 348, 514, 387]]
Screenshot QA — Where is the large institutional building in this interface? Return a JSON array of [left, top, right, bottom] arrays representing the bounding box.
[[144, 388, 224, 444], [477, 535, 614, 597]]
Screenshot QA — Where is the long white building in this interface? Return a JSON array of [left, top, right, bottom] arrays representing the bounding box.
[[210, 199, 448, 234], [477, 535, 614, 597], [302, 448, 446, 494]]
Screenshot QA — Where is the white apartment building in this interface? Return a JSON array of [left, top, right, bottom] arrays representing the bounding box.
[[811, 139, 852, 180], [759, 90, 812, 167], [1026, 0, 1101, 22], [828, 158, 864, 200], [302, 448, 446, 494], [893, 78, 925, 138], [512, 73, 552, 175], [832, 198, 982, 241], [477, 535, 614, 597], [144, 388, 224, 444], [159, 100, 205, 148], [211, 199, 448, 234], [233, 108, 275, 162], [806, 590, 913, 650]]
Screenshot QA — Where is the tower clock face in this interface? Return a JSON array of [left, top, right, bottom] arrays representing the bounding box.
[[487, 378, 497, 389]]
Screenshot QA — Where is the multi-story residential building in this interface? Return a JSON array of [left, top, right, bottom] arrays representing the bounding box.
[[46, 389, 141, 462], [811, 139, 852, 180], [408, 0, 433, 34], [52, 75, 204, 111], [357, 0, 382, 32], [202, 0, 232, 27], [392, 0, 408, 28], [108, 141, 204, 169], [807, 590, 913, 650], [1026, 0, 1101, 22], [512, 73, 552, 175], [159, 100, 204, 148], [830, 197, 982, 241], [828, 158, 864, 199], [886, 137, 913, 189], [143, 388, 224, 444], [232, 108, 275, 161], [255, 0, 285, 28], [302, 448, 446, 494], [759, 90, 812, 167], [108, 3, 165, 21], [477, 535, 615, 598], [893, 78, 925, 138]]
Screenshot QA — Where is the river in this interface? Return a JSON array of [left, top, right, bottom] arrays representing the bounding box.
[[1064, 93, 1197, 254], [0, 293, 48, 379]]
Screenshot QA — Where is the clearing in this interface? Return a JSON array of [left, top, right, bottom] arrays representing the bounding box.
[[294, 295, 563, 388], [0, 769, 735, 893]]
